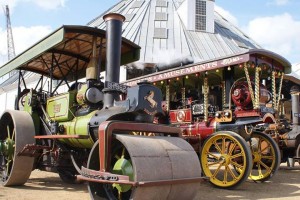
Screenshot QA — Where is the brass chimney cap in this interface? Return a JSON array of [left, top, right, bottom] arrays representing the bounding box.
[[103, 13, 125, 22]]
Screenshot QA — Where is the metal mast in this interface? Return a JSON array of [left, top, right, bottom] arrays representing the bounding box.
[[4, 5, 16, 61], [4, 5, 16, 77]]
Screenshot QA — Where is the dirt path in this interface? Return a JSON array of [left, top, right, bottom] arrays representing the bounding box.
[[1, 164, 300, 200], [0, 171, 89, 200]]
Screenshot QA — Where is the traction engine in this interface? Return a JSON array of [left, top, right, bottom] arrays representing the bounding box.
[[263, 85, 300, 167], [165, 64, 286, 188]]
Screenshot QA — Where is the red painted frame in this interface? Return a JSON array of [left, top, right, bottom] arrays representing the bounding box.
[[77, 120, 205, 186], [97, 121, 182, 172]]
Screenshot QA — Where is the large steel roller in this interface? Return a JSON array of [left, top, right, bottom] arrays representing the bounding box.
[[0, 110, 35, 186], [88, 134, 201, 200]]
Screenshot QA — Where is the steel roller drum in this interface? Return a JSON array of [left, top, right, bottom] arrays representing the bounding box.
[[115, 134, 201, 200]]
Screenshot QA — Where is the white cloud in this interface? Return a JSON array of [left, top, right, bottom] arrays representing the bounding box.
[[13, 26, 53, 53], [243, 13, 300, 63], [0, 25, 52, 66], [215, 5, 238, 26]]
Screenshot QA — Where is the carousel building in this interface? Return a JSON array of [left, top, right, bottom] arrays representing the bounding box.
[[0, 0, 296, 113]]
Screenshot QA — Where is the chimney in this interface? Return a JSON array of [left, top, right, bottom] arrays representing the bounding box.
[[290, 85, 300, 125], [86, 36, 98, 80], [177, 0, 215, 33], [286, 85, 299, 145], [102, 13, 125, 108]]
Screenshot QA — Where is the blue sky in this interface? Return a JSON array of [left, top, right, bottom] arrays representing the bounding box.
[[216, 0, 300, 68], [0, 0, 299, 69]]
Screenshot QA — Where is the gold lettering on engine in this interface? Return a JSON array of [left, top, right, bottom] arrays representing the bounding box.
[[131, 132, 156, 136], [54, 104, 61, 113]]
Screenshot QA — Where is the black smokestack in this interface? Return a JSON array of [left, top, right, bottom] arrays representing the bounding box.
[[103, 13, 125, 108]]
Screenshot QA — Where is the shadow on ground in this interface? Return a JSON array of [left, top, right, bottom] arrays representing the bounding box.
[[1, 165, 299, 200], [198, 165, 300, 200], [10, 172, 88, 193]]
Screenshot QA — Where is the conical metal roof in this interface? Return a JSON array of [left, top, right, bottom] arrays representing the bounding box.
[[0, 0, 262, 88], [88, 0, 261, 65]]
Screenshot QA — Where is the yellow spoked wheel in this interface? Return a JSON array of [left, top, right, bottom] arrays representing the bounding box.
[[248, 131, 280, 182], [200, 131, 252, 189]]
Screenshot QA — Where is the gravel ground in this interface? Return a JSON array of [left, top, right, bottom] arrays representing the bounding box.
[[1, 164, 300, 200]]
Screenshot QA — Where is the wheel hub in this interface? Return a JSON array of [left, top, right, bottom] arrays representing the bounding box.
[[1, 139, 14, 160], [112, 157, 133, 193], [253, 152, 261, 163], [219, 154, 230, 166]]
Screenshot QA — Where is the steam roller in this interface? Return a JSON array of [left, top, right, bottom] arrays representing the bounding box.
[[0, 11, 203, 200], [86, 134, 201, 200], [75, 13, 203, 199]]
